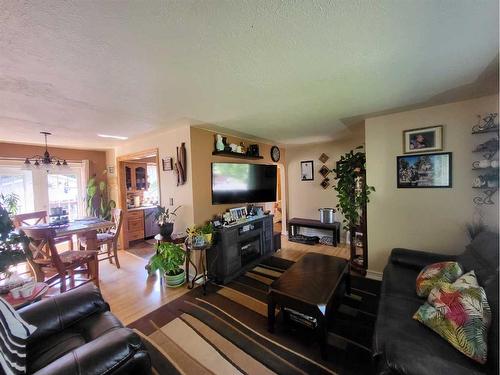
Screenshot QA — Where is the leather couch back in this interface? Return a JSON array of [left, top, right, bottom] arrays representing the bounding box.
[[458, 231, 499, 374]]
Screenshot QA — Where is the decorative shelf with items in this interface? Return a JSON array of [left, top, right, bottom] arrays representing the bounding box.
[[471, 113, 499, 205]]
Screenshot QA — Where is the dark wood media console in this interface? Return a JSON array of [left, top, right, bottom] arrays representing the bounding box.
[[207, 215, 274, 284]]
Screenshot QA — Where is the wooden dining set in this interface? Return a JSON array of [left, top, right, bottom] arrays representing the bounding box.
[[13, 208, 124, 293]]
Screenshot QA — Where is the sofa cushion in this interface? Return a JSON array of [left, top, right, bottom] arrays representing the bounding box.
[[374, 293, 486, 375], [415, 261, 463, 297], [381, 262, 421, 298], [413, 271, 491, 364]]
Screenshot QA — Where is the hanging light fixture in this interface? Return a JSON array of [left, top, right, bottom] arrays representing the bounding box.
[[23, 132, 69, 171]]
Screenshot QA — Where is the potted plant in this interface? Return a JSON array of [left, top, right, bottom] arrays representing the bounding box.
[[151, 205, 181, 239], [0, 202, 28, 292], [149, 242, 186, 287], [85, 171, 116, 220], [200, 222, 214, 245]]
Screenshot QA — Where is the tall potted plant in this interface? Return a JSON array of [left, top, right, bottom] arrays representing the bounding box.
[[85, 171, 116, 220], [149, 242, 186, 287], [0, 202, 28, 288], [333, 149, 375, 259]]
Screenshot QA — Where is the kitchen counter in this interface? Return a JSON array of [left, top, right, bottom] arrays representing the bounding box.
[[127, 206, 156, 212]]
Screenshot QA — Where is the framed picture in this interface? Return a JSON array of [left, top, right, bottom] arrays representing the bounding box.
[[319, 153, 329, 163], [301, 160, 314, 181], [397, 152, 452, 188], [319, 165, 330, 178], [320, 178, 330, 189], [162, 157, 173, 171], [403, 125, 443, 154]]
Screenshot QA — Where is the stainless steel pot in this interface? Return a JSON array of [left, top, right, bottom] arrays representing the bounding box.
[[319, 208, 335, 224]]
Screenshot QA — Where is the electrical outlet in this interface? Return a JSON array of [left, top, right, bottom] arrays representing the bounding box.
[[169, 198, 174, 206]]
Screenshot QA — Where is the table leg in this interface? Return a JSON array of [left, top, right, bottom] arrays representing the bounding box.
[[185, 246, 190, 285], [267, 296, 276, 333], [318, 314, 328, 360], [332, 229, 337, 247]]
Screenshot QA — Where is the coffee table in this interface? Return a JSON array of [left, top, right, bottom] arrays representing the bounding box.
[[267, 253, 350, 359], [2, 282, 49, 310]]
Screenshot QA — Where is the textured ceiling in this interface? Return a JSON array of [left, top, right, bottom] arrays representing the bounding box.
[[0, 0, 498, 149]]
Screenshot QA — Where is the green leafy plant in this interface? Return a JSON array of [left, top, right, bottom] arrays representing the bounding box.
[[85, 172, 116, 220], [150, 205, 181, 226], [149, 242, 185, 276], [0, 193, 20, 215], [333, 149, 375, 233], [0, 203, 27, 275], [200, 222, 213, 235]]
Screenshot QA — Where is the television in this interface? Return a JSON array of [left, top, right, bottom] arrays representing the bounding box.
[[211, 163, 277, 205]]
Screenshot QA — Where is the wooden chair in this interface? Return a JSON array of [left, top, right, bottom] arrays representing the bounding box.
[[13, 211, 74, 250], [80, 208, 123, 268], [21, 227, 99, 293]]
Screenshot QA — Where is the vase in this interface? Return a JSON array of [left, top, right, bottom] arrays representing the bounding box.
[[215, 134, 225, 151], [160, 223, 174, 239], [163, 269, 186, 288]]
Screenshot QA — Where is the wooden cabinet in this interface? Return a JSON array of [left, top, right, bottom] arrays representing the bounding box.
[[127, 210, 145, 242], [124, 163, 148, 192]]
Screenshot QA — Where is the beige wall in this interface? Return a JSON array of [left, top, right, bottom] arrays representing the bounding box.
[[366, 95, 499, 273], [286, 133, 365, 239], [190, 127, 286, 225], [114, 124, 194, 233], [0, 142, 107, 180]]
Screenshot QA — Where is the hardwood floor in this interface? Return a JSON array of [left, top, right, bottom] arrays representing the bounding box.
[[94, 235, 350, 325]]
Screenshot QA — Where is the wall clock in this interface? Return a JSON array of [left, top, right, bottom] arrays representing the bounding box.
[[271, 146, 280, 162]]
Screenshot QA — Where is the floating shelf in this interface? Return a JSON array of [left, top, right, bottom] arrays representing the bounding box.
[[212, 150, 264, 160], [472, 186, 499, 189], [472, 167, 499, 171], [472, 127, 499, 135]]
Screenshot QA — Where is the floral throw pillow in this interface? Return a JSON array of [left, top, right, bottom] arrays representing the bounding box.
[[413, 271, 491, 364], [416, 261, 463, 297]]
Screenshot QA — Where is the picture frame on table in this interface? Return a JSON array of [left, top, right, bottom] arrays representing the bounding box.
[[403, 125, 443, 154], [301, 160, 314, 181], [397, 152, 452, 188]]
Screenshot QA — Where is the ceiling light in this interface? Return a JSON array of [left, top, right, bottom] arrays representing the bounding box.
[[97, 134, 128, 140], [22, 132, 69, 171]]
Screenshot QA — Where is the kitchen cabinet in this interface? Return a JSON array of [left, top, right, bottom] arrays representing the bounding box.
[[124, 163, 148, 192], [127, 209, 145, 242]]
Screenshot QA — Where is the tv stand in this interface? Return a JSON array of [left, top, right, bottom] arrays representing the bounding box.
[[207, 215, 274, 284]]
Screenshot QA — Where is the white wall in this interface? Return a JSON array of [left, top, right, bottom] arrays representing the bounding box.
[[113, 123, 194, 233], [365, 95, 499, 273], [286, 132, 365, 240]]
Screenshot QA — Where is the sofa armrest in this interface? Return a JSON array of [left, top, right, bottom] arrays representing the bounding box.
[[390, 248, 457, 271], [19, 284, 109, 343], [31, 328, 151, 375]]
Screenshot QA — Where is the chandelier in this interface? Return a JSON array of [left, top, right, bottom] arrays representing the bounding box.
[[23, 132, 69, 170]]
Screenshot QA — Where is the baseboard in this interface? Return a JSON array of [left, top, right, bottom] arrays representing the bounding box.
[[365, 270, 383, 281]]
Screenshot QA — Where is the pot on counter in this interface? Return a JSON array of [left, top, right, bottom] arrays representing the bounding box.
[[319, 208, 336, 224]]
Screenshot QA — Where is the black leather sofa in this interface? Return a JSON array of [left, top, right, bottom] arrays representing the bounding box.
[[18, 284, 151, 375], [373, 231, 499, 375]]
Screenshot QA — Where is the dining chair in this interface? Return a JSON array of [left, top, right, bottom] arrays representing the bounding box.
[[80, 208, 123, 268], [13, 211, 74, 250], [20, 227, 99, 293]]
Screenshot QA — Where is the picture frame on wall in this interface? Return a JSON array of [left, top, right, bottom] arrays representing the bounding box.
[[403, 125, 443, 154], [301, 160, 314, 181], [397, 152, 452, 188]]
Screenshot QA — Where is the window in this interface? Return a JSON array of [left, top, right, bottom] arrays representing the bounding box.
[[47, 173, 81, 221], [0, 167, 34, 213]]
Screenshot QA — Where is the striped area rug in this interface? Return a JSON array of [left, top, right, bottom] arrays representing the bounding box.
[[129, 256, 380, 375]]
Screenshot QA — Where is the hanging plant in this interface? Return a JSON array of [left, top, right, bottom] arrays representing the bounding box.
[[332, 149, 375, 232]]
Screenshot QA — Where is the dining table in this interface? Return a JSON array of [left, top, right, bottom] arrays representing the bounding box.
[[20, 217, 115, 250]]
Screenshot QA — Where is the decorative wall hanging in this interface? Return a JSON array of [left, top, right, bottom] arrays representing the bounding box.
[[162, 157, 173, 171], [270, 146, 281, 162], [403, 125, 443, 154], [472, 113, 498, 134], [319, 165, 330, 178], [300, 160, 314, 181], [174, 143, 187, 186], [397, 152, 452, 188], [319, 153, 329, 163], [320, 178, 330, 189]]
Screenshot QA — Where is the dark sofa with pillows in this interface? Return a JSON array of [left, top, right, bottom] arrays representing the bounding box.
[[18, 284, 151, 375], [373, 231, 499, 375]]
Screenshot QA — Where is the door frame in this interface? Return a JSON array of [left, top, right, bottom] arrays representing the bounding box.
[[116, 148, 161, 249]]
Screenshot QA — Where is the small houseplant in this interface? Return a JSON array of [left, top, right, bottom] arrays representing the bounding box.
[[149, 242, 186, 287], [200, 222, 214, 244], [151, 205, 181, 239]]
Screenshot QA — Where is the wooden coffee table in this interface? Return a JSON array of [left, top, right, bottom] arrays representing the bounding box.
[[267, 253, 350, 359]]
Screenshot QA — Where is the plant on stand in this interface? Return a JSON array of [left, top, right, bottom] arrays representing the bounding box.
[[333, 149, 375, 272], [152, 205, 181, 239], [149, 242, 186, 287]]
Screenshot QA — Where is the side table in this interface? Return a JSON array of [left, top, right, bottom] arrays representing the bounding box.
[[185, 240, 210, 295], [2, 282, 49, 310]]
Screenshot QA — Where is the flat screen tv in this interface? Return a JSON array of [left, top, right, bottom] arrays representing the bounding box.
[[212, 163, 277, 205]]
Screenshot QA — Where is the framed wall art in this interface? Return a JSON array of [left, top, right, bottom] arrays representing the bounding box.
[[403, 125, 443, 154], [300, 160, 314, 181], [397, 152, 452, 188]]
